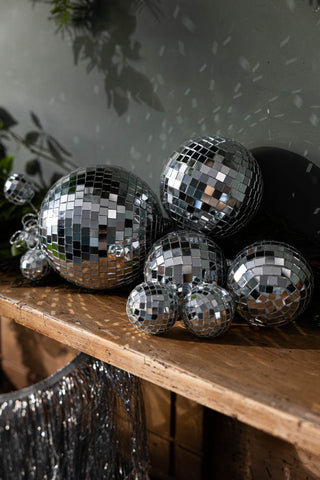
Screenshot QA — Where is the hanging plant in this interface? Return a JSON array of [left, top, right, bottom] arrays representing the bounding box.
[[0, 107, 74, 268]]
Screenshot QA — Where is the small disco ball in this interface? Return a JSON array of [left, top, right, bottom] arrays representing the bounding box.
[[20, 249, 51, 281], [38, 166, 164, 289], [160, 136, 263, 237], [4, 173, 35, 205], [227, 241, 314, 327], [144, 231, 226, 298], [126, 282, 178, 334], [182, 284, 234, 338]]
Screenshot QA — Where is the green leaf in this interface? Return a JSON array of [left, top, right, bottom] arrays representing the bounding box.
[[11, 243, 26, 257], [0, 155, 13, 177]]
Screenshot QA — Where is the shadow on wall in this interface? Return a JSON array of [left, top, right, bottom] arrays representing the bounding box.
[[222, 147, 320, 313], [222, 146, 320, 256], [252, 146, 319, 242], [33, 0, 164, 116]]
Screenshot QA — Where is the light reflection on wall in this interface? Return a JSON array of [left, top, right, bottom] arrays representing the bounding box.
[[0, 0, 320, 211]]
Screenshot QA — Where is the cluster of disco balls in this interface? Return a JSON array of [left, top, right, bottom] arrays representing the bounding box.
[[127, 136, 313, 337], [4, 136, 313, 338], [4, 167, 166, 287], [4, 174, 50, 281]]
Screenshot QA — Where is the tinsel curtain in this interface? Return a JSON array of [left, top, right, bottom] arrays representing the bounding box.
[[0, 353, 149, 479]]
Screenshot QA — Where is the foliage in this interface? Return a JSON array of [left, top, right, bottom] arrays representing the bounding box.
[[0, 108, 76, 190], [0, 107, 74, 269], [33, 0, 164, 116], [49, 0, 73, 29]]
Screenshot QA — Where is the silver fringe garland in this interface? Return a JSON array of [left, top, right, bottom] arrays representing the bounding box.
[[0, 353, 149, 479]]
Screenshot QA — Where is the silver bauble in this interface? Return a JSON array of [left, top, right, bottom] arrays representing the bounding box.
[[126, 282, 178, 334], [182, 284, 234, 337], [160, 136, 263, 237], [4, 173, 35, 205], [144, 230, 226, 298], [20, 249, 50, 281], [38, 166, 164, 289], [227, 241, 313, 326]]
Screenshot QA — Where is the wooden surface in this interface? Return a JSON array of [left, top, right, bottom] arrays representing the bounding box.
[[0, 272, 320, 456]]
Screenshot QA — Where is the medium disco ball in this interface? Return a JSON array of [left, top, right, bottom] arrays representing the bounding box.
[[4, 173, 35, 205], [126, 282, 178, 334], [144, 231, 226, 298], [160, 136, 263, 237], [182, 284, 234, 338], [38, 166, 165, 289], [20, 249, 51, 281], [227, 241, 314, 327]]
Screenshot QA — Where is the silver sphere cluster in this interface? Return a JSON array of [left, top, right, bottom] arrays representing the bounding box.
[[127, 279, 234, 337], [3, 174, 50, 281], [127, 230, 234, 338], [3, 134, 314, 336], [127, 135, 313, 336]]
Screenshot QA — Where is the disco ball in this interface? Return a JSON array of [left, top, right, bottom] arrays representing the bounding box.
[[182, 284, 234, 337], [160, 136, 263, 237], [227, 241, 314, 326], [4, 173, 35, 205], [144, 230, 226, 298], [38, 166, 164, 289], [20, 249, 51, 281], [126, 282, 178, 334]]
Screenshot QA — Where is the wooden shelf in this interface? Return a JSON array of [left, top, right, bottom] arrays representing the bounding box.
[[0, 272, 319, 456]]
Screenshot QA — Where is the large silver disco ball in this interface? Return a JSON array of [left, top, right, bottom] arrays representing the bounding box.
[[227, 241, 313, 326], [127, 282, 178, 334], [160, 136, 263, 237], [38, 166, 164, 289], [182, 284, 234, 338], [144, 231, 226, 298]]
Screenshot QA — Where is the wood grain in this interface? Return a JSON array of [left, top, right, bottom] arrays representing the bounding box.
[[206, 410, 320, 480], [0, 273, 319, 456]]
